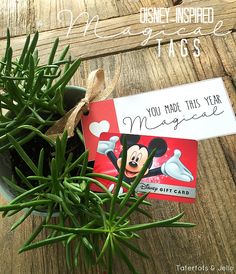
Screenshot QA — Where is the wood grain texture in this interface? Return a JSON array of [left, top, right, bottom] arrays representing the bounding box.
[[188, 33, 236, 187], [213, 33, 236, 84], [0, 0, 236, 274], [0, 0, 235, 62], [33, 0, 172, 31], [115, 0, 172, 16], [0, 0, 34, 37], [1, 40, 236, 274], [0, 0, 173, 38]]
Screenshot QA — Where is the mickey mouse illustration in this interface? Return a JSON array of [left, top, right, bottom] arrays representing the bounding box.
[[97, 134, 194, 188]]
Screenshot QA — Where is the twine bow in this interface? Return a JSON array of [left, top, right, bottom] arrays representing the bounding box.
[[46, 57, 121, 140]]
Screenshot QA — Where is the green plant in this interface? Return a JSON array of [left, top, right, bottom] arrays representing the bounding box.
[[0, 130, 110, 246], [0, 31, 196, 274], [0, 29, 81, 152], [0, 131, 195, 273]]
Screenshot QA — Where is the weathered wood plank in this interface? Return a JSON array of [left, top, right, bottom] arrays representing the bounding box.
[[1, 40, 235, 273], [82, 45, 236, 273], [205, 33, 236, 185], [0, 0, 235, 62], [34, 0, 87, 32], [32, 0, 86, 31], [187, 36, 225, 79], [34, 0, 173, 32], [116, 0, 172, 16], [0, 195, 102, 274], [0, 0, 173, 38], [212, 33, 236, 84], [73, 35, 236, 272], [0, 0, 35, 38], [0, 1, 236, 273], [187, 34, 236, 187]]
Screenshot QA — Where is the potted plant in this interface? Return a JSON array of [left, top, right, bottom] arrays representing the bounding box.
[[0, 30, 195, 274]]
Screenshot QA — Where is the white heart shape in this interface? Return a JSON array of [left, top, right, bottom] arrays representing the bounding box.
[[89, 120, 110, 137]]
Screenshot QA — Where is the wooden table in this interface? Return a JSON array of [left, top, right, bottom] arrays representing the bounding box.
[[0, 0, 236, 273]]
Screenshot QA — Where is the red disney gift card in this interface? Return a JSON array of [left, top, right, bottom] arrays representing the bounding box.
[[93, 133, 198, 203]]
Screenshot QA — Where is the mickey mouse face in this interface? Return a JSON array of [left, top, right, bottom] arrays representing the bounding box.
[[117, 145, 149, 178]]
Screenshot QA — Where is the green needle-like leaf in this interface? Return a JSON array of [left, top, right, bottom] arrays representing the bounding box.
[[45, 59, 81, 96], [1, 176, 26, 194], [38, 148, 45, 176], [44, 224, 106, 234], [63, 179, 82, 193], [18, 34, 30, 65], [80, 150, 89, 176], [51, 158, 58, 187], [63, 150, 86, 176], [7, 134, 38, 175], [11, 207, 34, 231], [0, 30, 81, 152], [82, 236, 94, 252], [159, 222, 197, 228], [46, 45, 70, 89], [6, 46, 13, 73], [47, 38, 59, 68], [110, 136, 127, 221], [0, 95, 17, 113], [87, 173, 131, 191], [114, 239, 140, 274], [70, 176, 112, 197], [114, 148, 158, 218], [0, 28, 11, 73], [9, 183, 48, 205], [55, 136, 63, 172], [19, 233, 73, 253], [27, 107, 46, 124], [15, 167, 34, 189], [25, 54, 35, 92], [118, 212, 195, 232], [66, 234, 76, 269], [76, 128, 85, 145], [0, 199, 51, 211], [22, 31, 39, 71], [18, 125, 55, 146], [96, 234, 110, 263], [107, 243, 113, 274], [42, 193, 63, 203], [28, 31, 39, 54], [117, 237, 149, 259], [27, 176, 51, 182], [59, 191, 73, 216], [115, 192, 149, 226], [74, 238, 82, 267], [31, 70, 44, 97]]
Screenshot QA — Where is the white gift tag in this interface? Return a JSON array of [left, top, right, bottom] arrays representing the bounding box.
[[82, 78, 236, 160]]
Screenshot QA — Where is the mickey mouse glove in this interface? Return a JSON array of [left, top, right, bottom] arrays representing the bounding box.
[[97, 136, 119, 155], [161, 150, 194, 182]]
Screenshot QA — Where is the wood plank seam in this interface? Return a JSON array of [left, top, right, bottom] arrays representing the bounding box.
[[0, 0, 174, 40], [211, 35, 236, 88], [0, 0, 235, 61]]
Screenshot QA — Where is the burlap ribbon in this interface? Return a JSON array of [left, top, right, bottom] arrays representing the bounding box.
[[46, 57, 121, 139]]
